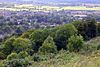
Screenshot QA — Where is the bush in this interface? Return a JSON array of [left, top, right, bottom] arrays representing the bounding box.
[[0, 52, 6, 59], [13, 38, 32, 53], [32, 54, 42, 62], [39, 36, 57, 54], [7, 53, 18, 60], [32, 53, 55, 62], [2, 59, 29, 67], [18, 51, 29, 59], [3, 37, 15, 55], [67, 35, 84, 52], [55, 50, 79, 61]]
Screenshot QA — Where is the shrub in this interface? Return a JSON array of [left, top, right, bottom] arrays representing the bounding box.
[[13, 38, 32, 53], [32, 54, 41, 62], [2, 59, 29, 67], [7, 53, 18, 60], [0, 52, 6, 59], [67, 35, 84, 52], [18, 51, 29, 59], [3, 37, 15, 55], [55, 50, 79, 61], [32, 53, 52, 62]]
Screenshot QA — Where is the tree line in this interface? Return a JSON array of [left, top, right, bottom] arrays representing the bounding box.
[[0, 17, 100, 66]]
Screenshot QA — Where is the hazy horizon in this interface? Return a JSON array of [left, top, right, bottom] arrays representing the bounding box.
[[0, 0, 100, 4]]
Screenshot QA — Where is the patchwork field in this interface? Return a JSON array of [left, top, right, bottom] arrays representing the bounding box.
[[0, 4, 100, 11]]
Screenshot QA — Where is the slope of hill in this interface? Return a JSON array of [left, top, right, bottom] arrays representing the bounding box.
[[31, 37, 100, 67]]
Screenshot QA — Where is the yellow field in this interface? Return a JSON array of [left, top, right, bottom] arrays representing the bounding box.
[[0, 4, 100, 11]]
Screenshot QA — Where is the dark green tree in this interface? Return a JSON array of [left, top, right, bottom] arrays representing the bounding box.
[[72, 18, 97, 40], [39, 36, 57, 54], [54, 24, 77, 50], [72, 20, 86, 39], [83, 18, 97, 40], [30, 29, 50, 52]]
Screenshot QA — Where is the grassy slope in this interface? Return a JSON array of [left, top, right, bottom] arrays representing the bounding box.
[[31, 37, 100, 67], [0, 37, 100, 67], [31, 53, 100, 67]]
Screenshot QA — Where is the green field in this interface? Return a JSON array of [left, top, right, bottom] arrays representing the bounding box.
[[0, 4, 100, 11]]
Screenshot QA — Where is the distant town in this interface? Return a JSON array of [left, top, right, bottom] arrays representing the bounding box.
[[0, 3, 100, 40]]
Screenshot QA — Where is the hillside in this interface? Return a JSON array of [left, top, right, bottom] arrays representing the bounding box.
[[23, 37, 100, 67], [32, 37, 100, 67], [1, 36, 100, 67], [0, 0, 100, 4], [0, 0, 100, 67], [0, 18, 100, 67]]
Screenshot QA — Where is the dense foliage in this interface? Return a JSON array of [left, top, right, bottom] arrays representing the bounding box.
[[39, 36, 57, 54], [54, 24, 77, 50], [67, 35, 84, 52], [1, 17, 100, 66]]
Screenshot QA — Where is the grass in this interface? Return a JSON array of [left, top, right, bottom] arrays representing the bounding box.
[[31, 51, 82, 67], [31, 37, 100, 67], [31, 52, 100, 67]]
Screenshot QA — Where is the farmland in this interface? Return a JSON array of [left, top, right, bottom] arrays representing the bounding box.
[[0, 4, 100, 11]]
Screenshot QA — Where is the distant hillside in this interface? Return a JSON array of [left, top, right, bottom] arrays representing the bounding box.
[[21, 0, 100, 3], [0, 0, 100, 4]]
